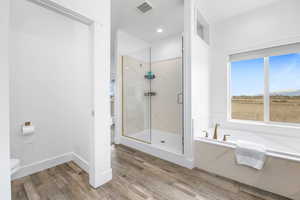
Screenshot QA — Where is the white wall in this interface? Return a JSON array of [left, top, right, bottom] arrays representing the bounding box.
[[116, 30, 150, 65], [10, 0, 91, 177], [151, 35, 182, 62], [6, 0, 111, 190], [117, 30, 150, 57], [46, 0, 110, 23], [210, 0, 300, 137], [32, 0, 112, 188], [0, 0, 11, 199], [183, 0, 211, 163], [191, 25, 211, 138], [117, 30, 183, 63]]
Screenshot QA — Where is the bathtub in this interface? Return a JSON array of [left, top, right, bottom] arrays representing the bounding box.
[[194, 128, 300, 199]]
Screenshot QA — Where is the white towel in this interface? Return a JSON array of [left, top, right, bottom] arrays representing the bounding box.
[[235, 140, 266, 170]]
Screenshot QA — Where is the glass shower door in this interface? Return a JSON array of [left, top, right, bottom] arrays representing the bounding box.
[[122, 48, 151, 143], [122, 38, 184, 154], [151, 41, 184, 154]]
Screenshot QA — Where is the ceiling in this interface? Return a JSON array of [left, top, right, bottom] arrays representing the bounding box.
[[111, 0, 184, 43], [111, 0, 282, 44], [197, 0, 281, 23]]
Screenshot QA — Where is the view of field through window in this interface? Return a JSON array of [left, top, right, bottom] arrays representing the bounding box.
[[231, 53, 300, 123], [231, 58, 264, 121]]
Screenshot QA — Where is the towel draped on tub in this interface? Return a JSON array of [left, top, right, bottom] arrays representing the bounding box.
[[235, 140, 267, 170]]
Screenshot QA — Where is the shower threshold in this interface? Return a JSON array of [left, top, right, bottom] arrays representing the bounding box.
[[128, 129, 183, 155]]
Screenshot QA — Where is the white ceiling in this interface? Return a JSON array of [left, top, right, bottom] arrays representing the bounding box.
[[111, 0, 281, 44], [197, 0, 281, 23], [112, 0, 184, 43]]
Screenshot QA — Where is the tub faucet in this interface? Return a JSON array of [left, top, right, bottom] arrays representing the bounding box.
[[213, 123, 220, 140], [202, 130, 209, 138]]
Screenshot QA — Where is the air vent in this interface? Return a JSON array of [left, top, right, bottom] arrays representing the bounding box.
[[137, 1, 153, 13]]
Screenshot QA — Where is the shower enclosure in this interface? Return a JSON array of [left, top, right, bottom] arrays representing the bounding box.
[[122, 39, 184, 154]]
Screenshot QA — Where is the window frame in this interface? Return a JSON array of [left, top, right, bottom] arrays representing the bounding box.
[[227, 53, 300, 127]]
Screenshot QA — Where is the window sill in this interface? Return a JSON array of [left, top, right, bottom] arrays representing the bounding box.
[[228, 119, 300, 129], [222, 119, 300, 138]]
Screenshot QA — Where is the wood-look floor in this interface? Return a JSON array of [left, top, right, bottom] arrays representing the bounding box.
[[12, 145, 290, 200]]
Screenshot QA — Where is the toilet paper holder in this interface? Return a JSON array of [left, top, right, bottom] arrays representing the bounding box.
[[25, 121, 32, 126], [22, 121, 35, 136]]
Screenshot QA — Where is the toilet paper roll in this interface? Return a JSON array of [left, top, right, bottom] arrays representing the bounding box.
[[22, 125, 35, 136]]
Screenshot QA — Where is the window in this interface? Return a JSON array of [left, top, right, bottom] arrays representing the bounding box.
[[231, 58, 264, 121], [229, 42, 300, 124], [270, 53, 300, 123]]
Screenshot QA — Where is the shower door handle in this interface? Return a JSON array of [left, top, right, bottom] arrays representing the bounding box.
[[144, 92, 156, 97], [177, 93, 183, 104]]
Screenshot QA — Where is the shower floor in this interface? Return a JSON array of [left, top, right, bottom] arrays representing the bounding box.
[[129, 129, 183, 154]]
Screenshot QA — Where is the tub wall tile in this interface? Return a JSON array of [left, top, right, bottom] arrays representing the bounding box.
[[195, 141, 300, 199]]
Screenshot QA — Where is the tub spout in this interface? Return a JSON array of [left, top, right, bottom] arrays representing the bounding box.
[[213, 124, 219, 140]]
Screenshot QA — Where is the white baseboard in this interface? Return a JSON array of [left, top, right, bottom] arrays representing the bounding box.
[[120, 136, 194, 169], [12, 152, 73, 180], [72, 153, 89, 173], [12, 152, 90, 180]]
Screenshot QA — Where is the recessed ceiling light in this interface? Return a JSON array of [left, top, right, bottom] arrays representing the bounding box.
[[156, 28, 163, 33]]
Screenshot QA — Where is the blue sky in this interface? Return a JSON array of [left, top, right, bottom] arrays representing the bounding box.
[[231, 53, 300, 96]]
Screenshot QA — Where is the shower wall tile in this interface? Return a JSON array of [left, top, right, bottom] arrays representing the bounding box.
[[122, 56, 183, 139], [151, 58, 183, 135], [122, 55, 150, 136]]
